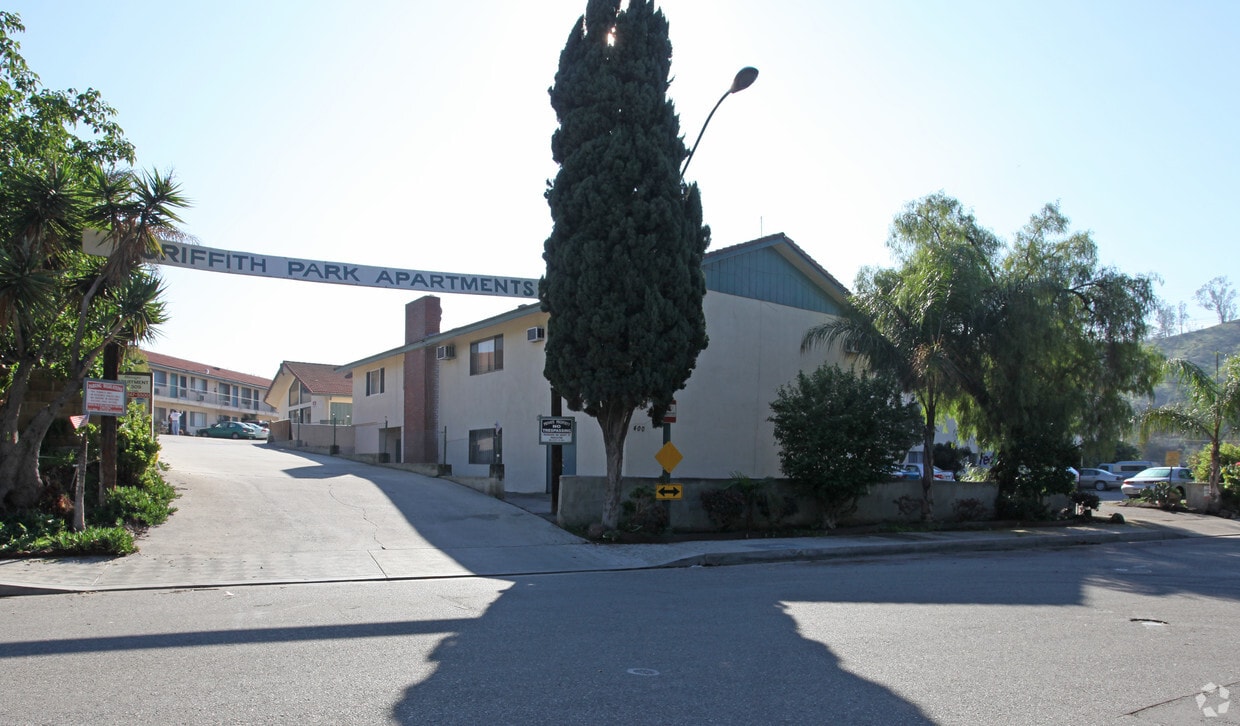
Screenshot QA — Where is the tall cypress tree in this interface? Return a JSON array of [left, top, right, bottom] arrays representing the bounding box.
[[541, 0, 709, 529]]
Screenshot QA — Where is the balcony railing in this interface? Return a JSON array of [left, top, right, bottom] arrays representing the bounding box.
[[152, 387, 272, 413]]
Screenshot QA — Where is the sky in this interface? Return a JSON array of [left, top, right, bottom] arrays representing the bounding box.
[[7, 0, 1238, 379]]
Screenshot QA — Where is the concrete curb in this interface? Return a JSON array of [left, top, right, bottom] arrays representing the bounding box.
[[655, 527, 1188, 569], [0, 523, 1201, 598]]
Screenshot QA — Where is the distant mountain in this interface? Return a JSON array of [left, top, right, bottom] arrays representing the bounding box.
[[1135, 320, 1240, 465], [1149, 319, 1240, 371], [1144, 320, 1240, 407]]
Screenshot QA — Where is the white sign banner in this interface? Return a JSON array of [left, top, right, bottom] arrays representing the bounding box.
[[83, 231, 538, 299]]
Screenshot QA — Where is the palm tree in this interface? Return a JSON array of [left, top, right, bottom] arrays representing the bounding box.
[[0, 165, 183, 509], [803, 268, 976, 520], [802, 196, 997, 519], [1138, 355, 1240, 513]]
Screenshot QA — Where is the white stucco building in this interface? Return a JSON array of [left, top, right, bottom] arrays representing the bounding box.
[[340, 234, 852, 495]]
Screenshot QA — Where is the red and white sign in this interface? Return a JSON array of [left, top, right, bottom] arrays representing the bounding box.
[[84, 379, 126, 416]]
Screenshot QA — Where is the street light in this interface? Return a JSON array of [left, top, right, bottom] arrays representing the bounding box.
[[679, 66, 759, 179]]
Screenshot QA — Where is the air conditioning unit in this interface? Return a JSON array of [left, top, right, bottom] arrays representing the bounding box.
[[196, 394, 205, 402], [527, 326, 546, 342], [436, 344, 456, 361], [154, 387, 164, 396]]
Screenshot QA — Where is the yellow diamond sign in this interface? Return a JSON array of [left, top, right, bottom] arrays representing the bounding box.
[[655, 442, 683, 473]]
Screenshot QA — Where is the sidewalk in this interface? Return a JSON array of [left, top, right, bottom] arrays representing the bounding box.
[[4, 495, 1237, 598]]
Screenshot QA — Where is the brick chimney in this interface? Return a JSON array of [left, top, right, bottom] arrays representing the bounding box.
[[403, 296, 441, 463]]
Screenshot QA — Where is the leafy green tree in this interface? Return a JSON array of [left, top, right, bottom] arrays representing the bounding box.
[[769, 366, 919, 529], [1139, 355, 1240, 512], [802, 193, 999, 519], [807, 194, 1161, 511], [541, 0, 708, 529], [0, 14, 183, 509], [960, 203, 1162, 493]]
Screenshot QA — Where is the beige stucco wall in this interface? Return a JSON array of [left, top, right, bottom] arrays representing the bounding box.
[[434, 292, 845, 495], [437, 311, 553, 486], [350, 353, 406, 457]]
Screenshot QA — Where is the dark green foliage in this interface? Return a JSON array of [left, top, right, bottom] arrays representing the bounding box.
[[699, 472, 794, 534], [1138, 482, 1186, 510], [1070, 491, 1101, 515], [0, 15, 184, 509], [3, 404, 176, 556], [619, 486, 669, 534], [933, 442, 972, 477], [769, 366, 920, 528], [700, 487, 744, 530], [1140, 355, 1240, 511], [994, 492, 1050, 521], [541, 0, 708, 528]]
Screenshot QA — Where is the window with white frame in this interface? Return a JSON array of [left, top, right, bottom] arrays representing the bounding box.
[[366, 368, 385, 396]]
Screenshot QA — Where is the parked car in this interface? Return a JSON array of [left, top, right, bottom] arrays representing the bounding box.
[[902, 463, 955, 481], [890, 464, 921, 480], [1098, 460, 1156, 476], [246, 421, 270, 434], [1078, 467, 1124, 491], [1120, 467, 1195, 499], [199, 421, 266, 440]]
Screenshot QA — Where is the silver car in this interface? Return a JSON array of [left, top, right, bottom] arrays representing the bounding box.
[[1078, 467, 1124, 491], [1120, 467, 1195, 499]]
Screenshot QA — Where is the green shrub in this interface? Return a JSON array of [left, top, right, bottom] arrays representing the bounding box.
[[7, 402, 177, 558], [700, 487, 745, 530], [620, 486, 669, 535], [92, 481, 178, 528], [1138, 482, 1185, 510], [995, 493, 1049, 521], [769, 366, 919, 529]]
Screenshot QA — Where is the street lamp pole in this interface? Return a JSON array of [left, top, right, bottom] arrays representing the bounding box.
[[679, 66, 759, 180]]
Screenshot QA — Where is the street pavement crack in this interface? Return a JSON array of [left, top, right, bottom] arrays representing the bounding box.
[[327, 482, 386, 549]]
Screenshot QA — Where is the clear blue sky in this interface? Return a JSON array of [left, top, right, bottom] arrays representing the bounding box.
[[8, 1, 1238, 378]]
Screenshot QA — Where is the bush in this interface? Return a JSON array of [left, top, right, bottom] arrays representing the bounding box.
[[6, 403, 178, 557], [1070, 491, 1101, 516], [700, 487, 745, 531], [995, 493, 1050, 521], [1138, 482, 1185, 510], [769, 366, 919, 529], [620, 486, 669, 535]]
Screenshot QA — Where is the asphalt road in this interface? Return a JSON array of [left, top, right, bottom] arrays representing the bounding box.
[[2, 537, 1238, 725]]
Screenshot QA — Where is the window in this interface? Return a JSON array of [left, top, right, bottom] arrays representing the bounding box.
[[329, 402, 352, 425], [470, 335, 503, 376], [289, 381, 310, 406], [468, 428, 496, 465], [366, 368, 385, 396]]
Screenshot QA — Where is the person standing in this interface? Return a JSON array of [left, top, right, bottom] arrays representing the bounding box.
[[169, 409, 181, 436]]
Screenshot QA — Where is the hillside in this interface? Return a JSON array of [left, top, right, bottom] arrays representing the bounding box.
[[1134, 320, 1240, 464], [1145, 319, 1240, 407], [1150, 318, 1240, 370]]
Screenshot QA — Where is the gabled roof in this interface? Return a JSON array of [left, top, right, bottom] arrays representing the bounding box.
[[702, 233, 850, 315], [276, 361, 353, 396], [140, 350, 272, 389]]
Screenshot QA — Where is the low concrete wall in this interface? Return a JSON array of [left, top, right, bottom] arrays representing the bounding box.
[[268, 422, 355, 454], [445, 476, 505, 499], [557, 476, 1000, 531]]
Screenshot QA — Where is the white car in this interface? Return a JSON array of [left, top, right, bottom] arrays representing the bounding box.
[[1120, 467, 1195, 499]]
